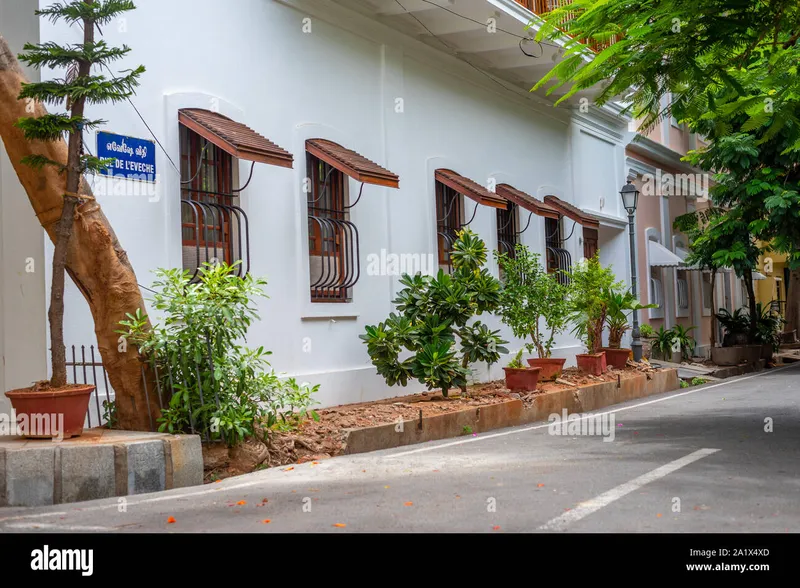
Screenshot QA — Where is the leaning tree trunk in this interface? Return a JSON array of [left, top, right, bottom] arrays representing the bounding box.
[[785, 268, 800, 337], [0, 35, 159, 431]]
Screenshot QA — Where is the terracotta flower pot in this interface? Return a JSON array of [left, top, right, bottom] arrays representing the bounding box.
[[503, 366, 542, 392], [601, 347, 631, 369], [576, 352, 606, 376], [5, 384, 94, 439], [526, 357, 567, 381], [761, 343, 773, 362]]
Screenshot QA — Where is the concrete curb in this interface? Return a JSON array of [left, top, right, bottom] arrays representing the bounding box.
[[0, 432, 202, 507], [343, 369, 679, 455]]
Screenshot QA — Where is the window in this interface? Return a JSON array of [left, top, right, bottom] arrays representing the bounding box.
[[307, 152, 357, 302], [436, 181, 463, 271], [546, 217, 571, 284], [496, 202, 519, 257], [649, 266, 665, 319], [180, 124, 246, 278], [582, 227, 598, 260], [677, 279, 689, 309], [676, 273, 690, 314], [773, 277, 784, 315], [701, 273, 713, 316]]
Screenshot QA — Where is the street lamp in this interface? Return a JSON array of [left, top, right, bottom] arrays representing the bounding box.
[[620, 179, 642, 362]]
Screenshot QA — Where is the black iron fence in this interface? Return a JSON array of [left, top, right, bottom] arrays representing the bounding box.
[[66, 345, 114, 428], [70, 342, 224, 441]]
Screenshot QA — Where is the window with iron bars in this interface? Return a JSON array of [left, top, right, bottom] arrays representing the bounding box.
[[546, 216, 571, 284], [307, 153, 359, 302], [497, 202, 519, 258], [436, 181, 463, 272], [180, 125, 249, 280]]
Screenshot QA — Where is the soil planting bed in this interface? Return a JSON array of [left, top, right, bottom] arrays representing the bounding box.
[[203, 363, 657, 482]]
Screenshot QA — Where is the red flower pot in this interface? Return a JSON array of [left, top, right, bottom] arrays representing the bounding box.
[[526, 357, 567, 381], [503, 367, 542, 392], [600, 347, 631, 369], [5, 384, 94, 439], [576, 352, 607, 376]]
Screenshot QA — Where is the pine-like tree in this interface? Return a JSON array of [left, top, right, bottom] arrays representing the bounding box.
[[15, 0, 144, 388]]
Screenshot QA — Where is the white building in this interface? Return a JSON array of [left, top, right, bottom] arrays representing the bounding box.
[[1, 0, 639, 413]]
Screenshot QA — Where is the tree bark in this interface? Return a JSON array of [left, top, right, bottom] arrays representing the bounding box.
[[743, 270, 757, 341], [785, 268, 800, 336], [49, 5, 95, 388], [0, 35, 159, 430]]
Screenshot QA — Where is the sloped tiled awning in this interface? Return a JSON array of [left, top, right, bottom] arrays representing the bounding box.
[[543, 195, 600, 229], [435, 169, 506, 209], [306, 139, 399, 188], [178, 108, 293, 168], [496, 184, 560, 219]]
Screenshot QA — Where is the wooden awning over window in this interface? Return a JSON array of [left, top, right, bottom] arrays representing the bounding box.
[[306, 139, 399, 188], [496, 184, 560, 219], [434, 169, 506, 209], [543, 195, 600, 229], [178, 108, 294, 168]]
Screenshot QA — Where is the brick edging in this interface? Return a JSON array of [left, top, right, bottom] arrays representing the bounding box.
[[343, 369, 679, 455]]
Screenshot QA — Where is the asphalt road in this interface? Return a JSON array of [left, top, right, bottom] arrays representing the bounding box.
[[2, 364, 799, 533]]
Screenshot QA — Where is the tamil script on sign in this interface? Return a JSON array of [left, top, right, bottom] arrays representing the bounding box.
[[97, 131, 157, 182]]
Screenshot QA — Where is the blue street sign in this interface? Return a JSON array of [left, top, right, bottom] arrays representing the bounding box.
[[97, 131, 156, 182]]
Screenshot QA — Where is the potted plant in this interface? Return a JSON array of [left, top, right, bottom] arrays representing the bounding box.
[[639, 323, 655, 359], [712, 308, 750, 365], [568, 255, 620, 375], [651, 326, 681, 363], [600, 287, 656, 368], [495, 245, 570, 380], [753, 303, 784, 362], [5, 1, 144, 438], [362, 230, 508, 398], [503, 349, 542, 392], [671, 324, 697, 361]]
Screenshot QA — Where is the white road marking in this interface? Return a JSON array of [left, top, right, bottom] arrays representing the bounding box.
[[386, 365, 794, 458], [538, 448, 720, 531], [4, 522, 111, 531]]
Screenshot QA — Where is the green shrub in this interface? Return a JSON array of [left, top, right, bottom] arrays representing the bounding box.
[[690, 377, 708, 386], [119, 262, 318, 446], [567, 255, 622, 354], [653, 326, 676, 359], [639, 323, 654, 338], [361, 230, 508, 397], [494, 245, 569, 358], [506, 349, 525, 369]]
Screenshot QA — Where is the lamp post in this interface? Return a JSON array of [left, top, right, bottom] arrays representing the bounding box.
[[620, 179, 642, 362]]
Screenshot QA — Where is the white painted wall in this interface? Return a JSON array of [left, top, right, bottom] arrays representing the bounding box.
[[0, 0, 47, 414], [24, 0, 630, 408]]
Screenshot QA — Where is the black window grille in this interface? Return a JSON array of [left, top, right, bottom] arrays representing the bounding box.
[[436, 181, 463, 272], [307, 153, 359, 302], [497, 202, 519, 257], [546, 216, 571, 284], [180, 125, 249, 281]]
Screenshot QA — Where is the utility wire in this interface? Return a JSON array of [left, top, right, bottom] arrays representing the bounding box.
[[393, 0, 542, 98]]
